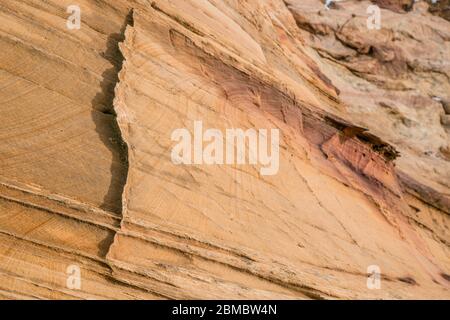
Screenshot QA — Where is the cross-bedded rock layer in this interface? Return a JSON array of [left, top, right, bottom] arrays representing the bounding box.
[[0, 0, 448, 299]]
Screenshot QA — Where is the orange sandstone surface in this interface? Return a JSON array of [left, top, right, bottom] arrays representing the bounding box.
[[0, 0, 448, 299]]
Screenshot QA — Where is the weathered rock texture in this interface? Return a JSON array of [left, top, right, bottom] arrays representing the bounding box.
[[286, 0, 450, 212], [0, 0, 449, 299]]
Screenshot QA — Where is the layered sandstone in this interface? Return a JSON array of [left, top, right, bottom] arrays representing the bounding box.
[[285, 0, 450, 212], [0, 0, 449, 299]]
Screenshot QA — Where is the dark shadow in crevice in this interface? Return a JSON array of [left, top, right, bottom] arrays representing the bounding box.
[[91, 10, 134, 215]]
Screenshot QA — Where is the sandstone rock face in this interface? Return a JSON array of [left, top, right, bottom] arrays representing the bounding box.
[[0, 0, 449, 299], [286, 0, 450, 212]]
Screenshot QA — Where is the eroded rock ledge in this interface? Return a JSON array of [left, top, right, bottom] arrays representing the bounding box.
[[107, 4, 449, 298], [285, 0, 450, 212]]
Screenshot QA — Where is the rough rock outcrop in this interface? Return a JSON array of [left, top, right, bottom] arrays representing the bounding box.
[[285, 0, 450, 213], [0, 0, 449, 299]]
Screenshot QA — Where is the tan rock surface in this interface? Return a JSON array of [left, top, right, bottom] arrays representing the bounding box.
[[285, 0, 450, 211], [0, 0, 449, 299]]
